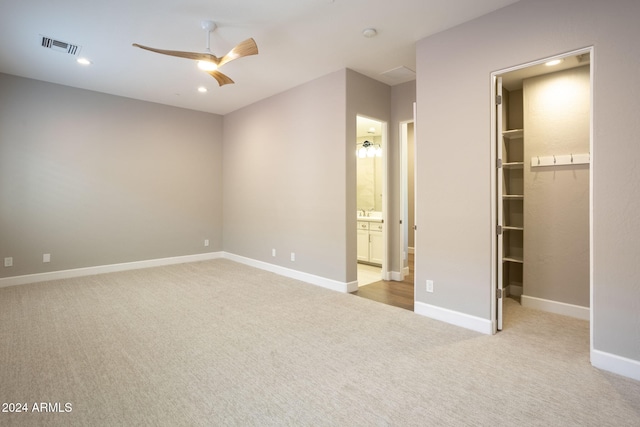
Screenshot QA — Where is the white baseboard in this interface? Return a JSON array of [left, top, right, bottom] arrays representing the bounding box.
[[223, 252, 354, 293], [0, 252, 224, 288], [0, 251, 356, 294], [414, 301, 492, 335], [591, 349, 640, 381], [388, 270, 404, 281], [521, 295, 590, 321]]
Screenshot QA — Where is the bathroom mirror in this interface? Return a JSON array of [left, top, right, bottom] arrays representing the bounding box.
[[356, 116, 383, 213]]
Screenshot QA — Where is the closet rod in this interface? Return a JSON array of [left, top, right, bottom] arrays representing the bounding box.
[[530, 153, 590, 167]]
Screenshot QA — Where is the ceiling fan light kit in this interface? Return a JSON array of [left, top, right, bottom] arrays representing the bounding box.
[[132, 19, 258, 86], [197, 60, 217, 71]]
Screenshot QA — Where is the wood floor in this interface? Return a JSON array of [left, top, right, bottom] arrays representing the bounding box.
[[351, 254, 414, 311]]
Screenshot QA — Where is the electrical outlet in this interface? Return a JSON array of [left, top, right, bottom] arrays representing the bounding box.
[[426, 280, 434, 293], [290, 252, 295, 261], [43, 253, 51, 263], [204, 239, 209, 247], [4, 257, 13, 267], [272, 249, 276, 257]]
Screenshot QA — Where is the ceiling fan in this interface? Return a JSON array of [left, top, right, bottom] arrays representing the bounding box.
[[132, 20, 258, 86]]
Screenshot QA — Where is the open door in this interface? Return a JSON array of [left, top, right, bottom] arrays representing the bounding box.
[[496, 76, 504, 331]]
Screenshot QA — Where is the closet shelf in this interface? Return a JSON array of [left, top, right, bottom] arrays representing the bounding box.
[[502, 129, 524, 139], [503, 226, 524, 231], [503, 256, 524, 264], [503, 162, 524, 169], [503, 194, 524, 199]]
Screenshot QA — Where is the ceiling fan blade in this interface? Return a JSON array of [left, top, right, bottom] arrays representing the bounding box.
[[132, 43, 219, 63], [206, 69, 235, 86], [217, 38, 258, 68]]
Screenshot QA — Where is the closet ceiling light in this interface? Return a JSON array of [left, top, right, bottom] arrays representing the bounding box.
[[545, 59, 563, 67]]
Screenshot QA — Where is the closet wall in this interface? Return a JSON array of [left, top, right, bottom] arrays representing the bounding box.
[[523, 65, 590, 308]]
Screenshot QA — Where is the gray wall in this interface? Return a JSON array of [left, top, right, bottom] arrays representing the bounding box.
[[389, 80, 417, 272], [223, 69, 390, 284], [0, 73, 223, 277], [415, 0, 640, 361], [346, 70, 391, 279], [221, 69, 413, 285], [222, 70, 349, 282], [523, 66, 590, 307]]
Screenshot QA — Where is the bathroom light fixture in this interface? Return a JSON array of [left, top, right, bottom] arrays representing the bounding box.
[[76, 58, 91, 65], [197, 86, 208, 93], [357, 140, 382, 158], [545, 58, 563, 66]]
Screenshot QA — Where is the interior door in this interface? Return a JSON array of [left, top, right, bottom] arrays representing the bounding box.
[[496, 76, 504, 331]]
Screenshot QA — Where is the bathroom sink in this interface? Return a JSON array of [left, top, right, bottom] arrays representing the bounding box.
[[357, 215, 382, 222]]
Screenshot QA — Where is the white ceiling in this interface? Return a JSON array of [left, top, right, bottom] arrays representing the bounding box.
[[0, 0, 520, 115]]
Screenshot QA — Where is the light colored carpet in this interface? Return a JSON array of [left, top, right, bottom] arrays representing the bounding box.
[[1, 259, 639, 426]]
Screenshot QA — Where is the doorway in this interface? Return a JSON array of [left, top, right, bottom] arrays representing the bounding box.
[[400, 120, 415, 281], [491, 47, 593, 333], [356, 115, 388, 286]]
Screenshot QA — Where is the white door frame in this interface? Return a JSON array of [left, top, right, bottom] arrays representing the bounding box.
[[490, 46, 594, 336], [399, 120, 413, 280]]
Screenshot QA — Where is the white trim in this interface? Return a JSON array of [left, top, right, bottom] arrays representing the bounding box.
[[389, 270, 404, 281], [223, 252, 355, 293], [589, 47, 595, 363], [521, 295, 590, 321], [0, 252, 224, 288], [490, 73, 498, 334], [591, 349, 640, 382], [0, 251, 356, 294], [414, 301, 492, 335]]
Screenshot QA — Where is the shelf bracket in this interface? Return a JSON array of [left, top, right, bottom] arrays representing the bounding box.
[[497, 225, 503, 235]]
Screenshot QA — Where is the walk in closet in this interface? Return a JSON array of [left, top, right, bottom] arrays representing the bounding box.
[[496, 54, 591, 329]]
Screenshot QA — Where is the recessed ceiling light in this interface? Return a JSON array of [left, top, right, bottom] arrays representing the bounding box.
[[545, 59, 563, 67], [76, 58, 91, 65], [362, 28, 377, 38], [198, 87, 208, 93]]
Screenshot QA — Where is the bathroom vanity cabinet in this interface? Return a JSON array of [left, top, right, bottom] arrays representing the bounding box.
[[357, 220, 383, 266]]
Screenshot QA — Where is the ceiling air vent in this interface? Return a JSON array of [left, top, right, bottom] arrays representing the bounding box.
[[40, 35, 81, 56]]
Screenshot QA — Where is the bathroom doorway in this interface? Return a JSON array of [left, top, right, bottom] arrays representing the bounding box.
[[355, 115, 387, 286]]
